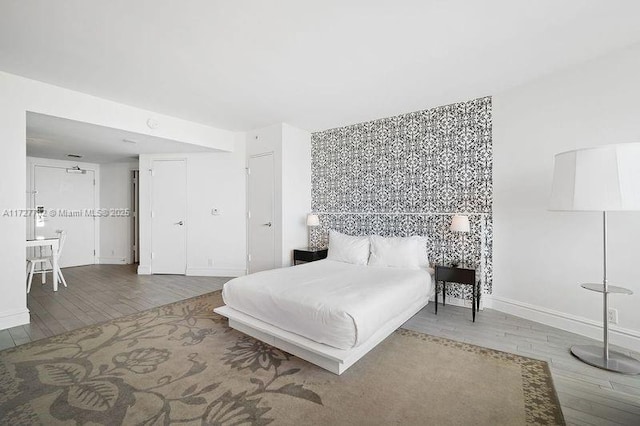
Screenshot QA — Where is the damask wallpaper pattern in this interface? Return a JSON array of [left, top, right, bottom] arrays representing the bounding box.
[[310, 96, 493, 299]]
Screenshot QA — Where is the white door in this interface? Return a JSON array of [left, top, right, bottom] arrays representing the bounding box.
[[248, 153, 276, 273], [151, 160, 187, 274], [34, 166, 95, 267]]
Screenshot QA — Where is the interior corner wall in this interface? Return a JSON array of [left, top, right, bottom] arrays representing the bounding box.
[[492, 43, 640, 351], [0, 70, 236, 331], [138, 133, 247, 277], [100, 161, 139, 265]]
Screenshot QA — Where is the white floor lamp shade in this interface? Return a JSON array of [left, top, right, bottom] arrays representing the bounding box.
[[550, 143, 640, 211], [549, 143, 640, 375]]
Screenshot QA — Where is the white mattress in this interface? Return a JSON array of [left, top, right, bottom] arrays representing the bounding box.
[[221, 260, 433, 350]]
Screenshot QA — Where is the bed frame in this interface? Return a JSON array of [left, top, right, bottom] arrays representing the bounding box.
[[214, 297, 429, 375]]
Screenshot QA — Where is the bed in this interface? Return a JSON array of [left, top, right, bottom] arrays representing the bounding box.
[[214, 252, 434, 375]]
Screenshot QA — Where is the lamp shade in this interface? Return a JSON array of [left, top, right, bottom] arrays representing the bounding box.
[[450, 215, 470, 232], [306, 214, 320, 227], [549, 143, 640, 211]]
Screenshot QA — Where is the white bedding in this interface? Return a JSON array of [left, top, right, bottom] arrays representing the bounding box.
[[221, 260, 434, 350]]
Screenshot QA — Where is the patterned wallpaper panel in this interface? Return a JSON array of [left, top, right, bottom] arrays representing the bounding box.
[[310, 97, 493, 299]]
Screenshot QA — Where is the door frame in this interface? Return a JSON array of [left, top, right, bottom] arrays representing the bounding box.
[[150, 158, 188, 275], [247, 152, 277, 273], [27, 157, 99, 264], [131, 169, 140, 264]]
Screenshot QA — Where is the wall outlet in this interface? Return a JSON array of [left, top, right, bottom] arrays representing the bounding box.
[[608, 308, 618, 324], [208, 258, 214, 267], [211, 208, 222, 215]]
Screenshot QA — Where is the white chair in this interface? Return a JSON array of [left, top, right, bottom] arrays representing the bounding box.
[[27, 230, 67, 293]]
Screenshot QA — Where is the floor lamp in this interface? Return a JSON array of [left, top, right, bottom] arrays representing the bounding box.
[[549, 143, 640, 375]]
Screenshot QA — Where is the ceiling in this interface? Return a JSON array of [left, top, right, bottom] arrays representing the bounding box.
[[27, 112, 218, 164], [3, 1, 640, 132]]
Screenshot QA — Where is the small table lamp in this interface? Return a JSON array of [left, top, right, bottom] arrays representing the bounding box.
[[550, 143, 640, 374], [306, 214, 320, 248], [450, 215, 470, 267]]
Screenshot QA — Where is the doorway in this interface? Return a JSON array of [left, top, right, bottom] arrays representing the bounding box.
[[151, 159, 187, 274], [33, 164, 96, 267], [248, 153, 276, 273]]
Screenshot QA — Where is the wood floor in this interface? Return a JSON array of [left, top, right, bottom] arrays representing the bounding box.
[[1, 264, 229, 348], [2, 264, 639, 425]]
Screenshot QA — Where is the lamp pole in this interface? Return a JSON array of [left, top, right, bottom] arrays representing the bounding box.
[[550, 144, 640, 374], [569, 210, 640, 374]]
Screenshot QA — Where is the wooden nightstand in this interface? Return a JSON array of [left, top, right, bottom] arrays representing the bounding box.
[[434, 265, 480, 322], [293, 248, 328, 265]]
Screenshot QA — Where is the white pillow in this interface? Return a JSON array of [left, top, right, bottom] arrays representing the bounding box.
[[412, 235, 430, 268], [327, 230, 370, 265], [369, 235, 420, 269]]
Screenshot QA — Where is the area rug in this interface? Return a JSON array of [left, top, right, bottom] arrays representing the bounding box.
[[0, 291, 564, 425]]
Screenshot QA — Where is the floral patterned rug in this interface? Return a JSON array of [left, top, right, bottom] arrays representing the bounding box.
[[0, 291, 564, 425]]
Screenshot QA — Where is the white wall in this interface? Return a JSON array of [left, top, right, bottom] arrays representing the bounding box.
[[100, 161, 138, 264], [246, 123, 311, 268], [492, 43, 640, 351], [282, 124, 312, 266], [0, 70, 236, 330], [138, 134, 247, 277]]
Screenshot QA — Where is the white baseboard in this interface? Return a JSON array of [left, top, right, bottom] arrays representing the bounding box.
[[487, 295, 640, 353], [98, 257, 128, 265], [0, 308, 30, 330], [186, 267, 246, 277], [137, 265, 245, 277]]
